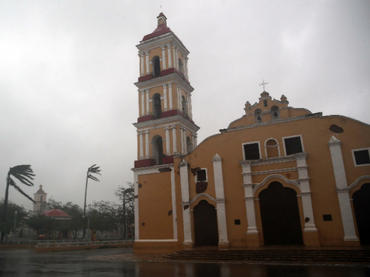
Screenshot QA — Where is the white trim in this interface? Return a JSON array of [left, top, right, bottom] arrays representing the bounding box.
[[264, 137, 280, 158], [134, 171, 139, 240], [241, 140, 262, 160], [282, 134, 304, 156], [180, 160, 192, 245], [145, 52, 149, 74], [139, 132, 144, 159], [161, 47, 166, 70], [163, 84, 167, 111], [165, 127, 170, 155], [170, 167, 178, 240], [144, 131, 149, 159], [172, 126, 177, 154], [135, 239, 178, 242], [145, 89, 149, 115], [167, 44, 172, 68], [328, 136, 359, 241], [352, 147, 370, 167], [348, 175, 370, 191], [189, 193, 216, 205], [213, 153, 229, 245], [168, 83, 173, 110], [253, 174, 299, 193]]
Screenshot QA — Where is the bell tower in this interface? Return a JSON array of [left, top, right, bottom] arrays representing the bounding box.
[[134, 13, 199, 168]]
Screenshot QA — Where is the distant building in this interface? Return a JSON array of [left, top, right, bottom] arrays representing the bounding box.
[[132, 14, 370, 253], [33, 185, 47, 214]]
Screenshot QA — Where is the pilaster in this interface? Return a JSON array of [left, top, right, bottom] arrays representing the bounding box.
[[180, 160, 192, 246], [329, 136, 358, 241], [212, 154, 229, 247]]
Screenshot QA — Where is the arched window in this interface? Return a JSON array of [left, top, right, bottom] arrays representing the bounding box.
[[265, 139, 279, 158], [152, 93, 162, 118], [186, 136, 193, 153], [152, 56, 161, 77], [178, 59, 184, 74], [255, 109, 262, 122], [152, 135, 164, 164], [271, 106, 279, 119], [181, 96, 188, 116]]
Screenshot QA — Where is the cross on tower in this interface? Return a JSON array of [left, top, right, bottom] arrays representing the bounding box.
[[259, 80, 269, 91]]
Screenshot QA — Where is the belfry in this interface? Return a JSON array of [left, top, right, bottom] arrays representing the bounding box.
[[134, 12, 198, 168]]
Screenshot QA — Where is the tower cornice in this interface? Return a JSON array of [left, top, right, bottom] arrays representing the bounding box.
[[135, 70, 194, 92], [137, 32, 189, 56]]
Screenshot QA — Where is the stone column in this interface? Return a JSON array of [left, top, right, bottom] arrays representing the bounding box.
[[193, 134, 197, 147], [145, 89, 149, 115], [172, 126, 177, 154], [140, 89, 144, 117], [167, 44, 172, 68], [145, 52, 149, 74], [329, 136, 358, 241], [177, 88, 181, 110], [139, 53, 144, 76], [165, 127, 171, 155], [168, 83, 173, 110], [138, 131, 144, 159], [188, 94, 192, 119], [240, 160, 259, 247], [163, 84, 167, 111], [162, 46, 167, 70], [180, 160, 192, 246], [213, 154, 229, 247], [185, 57, 189, 79], [144, 130, 149, 159]]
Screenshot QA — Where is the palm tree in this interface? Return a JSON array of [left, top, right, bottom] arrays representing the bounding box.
[[82, 164, 101, 239], [1, 165, 35, 242]]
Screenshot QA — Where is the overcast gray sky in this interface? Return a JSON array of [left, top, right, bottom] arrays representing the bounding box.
[[1, 0, 369, 210]]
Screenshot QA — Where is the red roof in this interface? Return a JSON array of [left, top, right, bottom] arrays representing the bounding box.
[[142, 23, 171, 41], [43, 209, 71, 218]]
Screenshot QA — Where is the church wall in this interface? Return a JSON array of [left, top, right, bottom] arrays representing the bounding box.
[[183, 114, 370, 247], [138, 171, 173, 239]]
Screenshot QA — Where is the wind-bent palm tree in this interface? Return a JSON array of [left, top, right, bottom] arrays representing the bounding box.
[[1, 165, 35, 242], [82, 164, 101, 239]]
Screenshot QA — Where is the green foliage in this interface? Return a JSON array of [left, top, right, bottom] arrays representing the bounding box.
[[88, 201, 118, 232], [0, 201, 27, 234]]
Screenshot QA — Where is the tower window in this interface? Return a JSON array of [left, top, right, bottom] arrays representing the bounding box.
[[263, 100, 268, 107], [255, 109, 262, 123], [186, 136, 193, 153], [178, 59, 184, 74], [181, 96, 188, 116], [284, 136, 303, 155], [271, 106, 279, 119], [152, 135, 164, 165], [243, 142, 260, 160], [152, 56, 161, 77], [152, 93, 162, 118]]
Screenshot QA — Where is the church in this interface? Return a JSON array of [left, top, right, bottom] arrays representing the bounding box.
[[132, 13, 370, 253]]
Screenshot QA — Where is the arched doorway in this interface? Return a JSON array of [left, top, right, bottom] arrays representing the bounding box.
[[193, 200, 218, 246], [259, 182, 303, 245], [353, 183, 370, 245]]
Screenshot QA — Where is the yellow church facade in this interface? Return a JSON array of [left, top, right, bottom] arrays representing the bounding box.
[[132, 14, 370, 253]]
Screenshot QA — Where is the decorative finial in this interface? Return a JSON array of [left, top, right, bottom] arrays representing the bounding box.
[[280, 94, 288, 104], [259, 79, 269, 91], [157, 12, 167, 27]]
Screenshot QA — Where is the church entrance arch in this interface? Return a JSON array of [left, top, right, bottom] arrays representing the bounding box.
[[259, 182, 303, 245], [353, 183, 370, 245], [193, 200, 218, 246]]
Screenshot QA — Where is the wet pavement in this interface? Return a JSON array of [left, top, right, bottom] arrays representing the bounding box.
[[0, 248, 369, 276]]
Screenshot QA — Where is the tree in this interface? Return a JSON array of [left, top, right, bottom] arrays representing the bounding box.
[[0, 201, 27, 236], [1, 165, 35, 242], [116, 183, 134, 239], [83, 164, 101, 239]]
